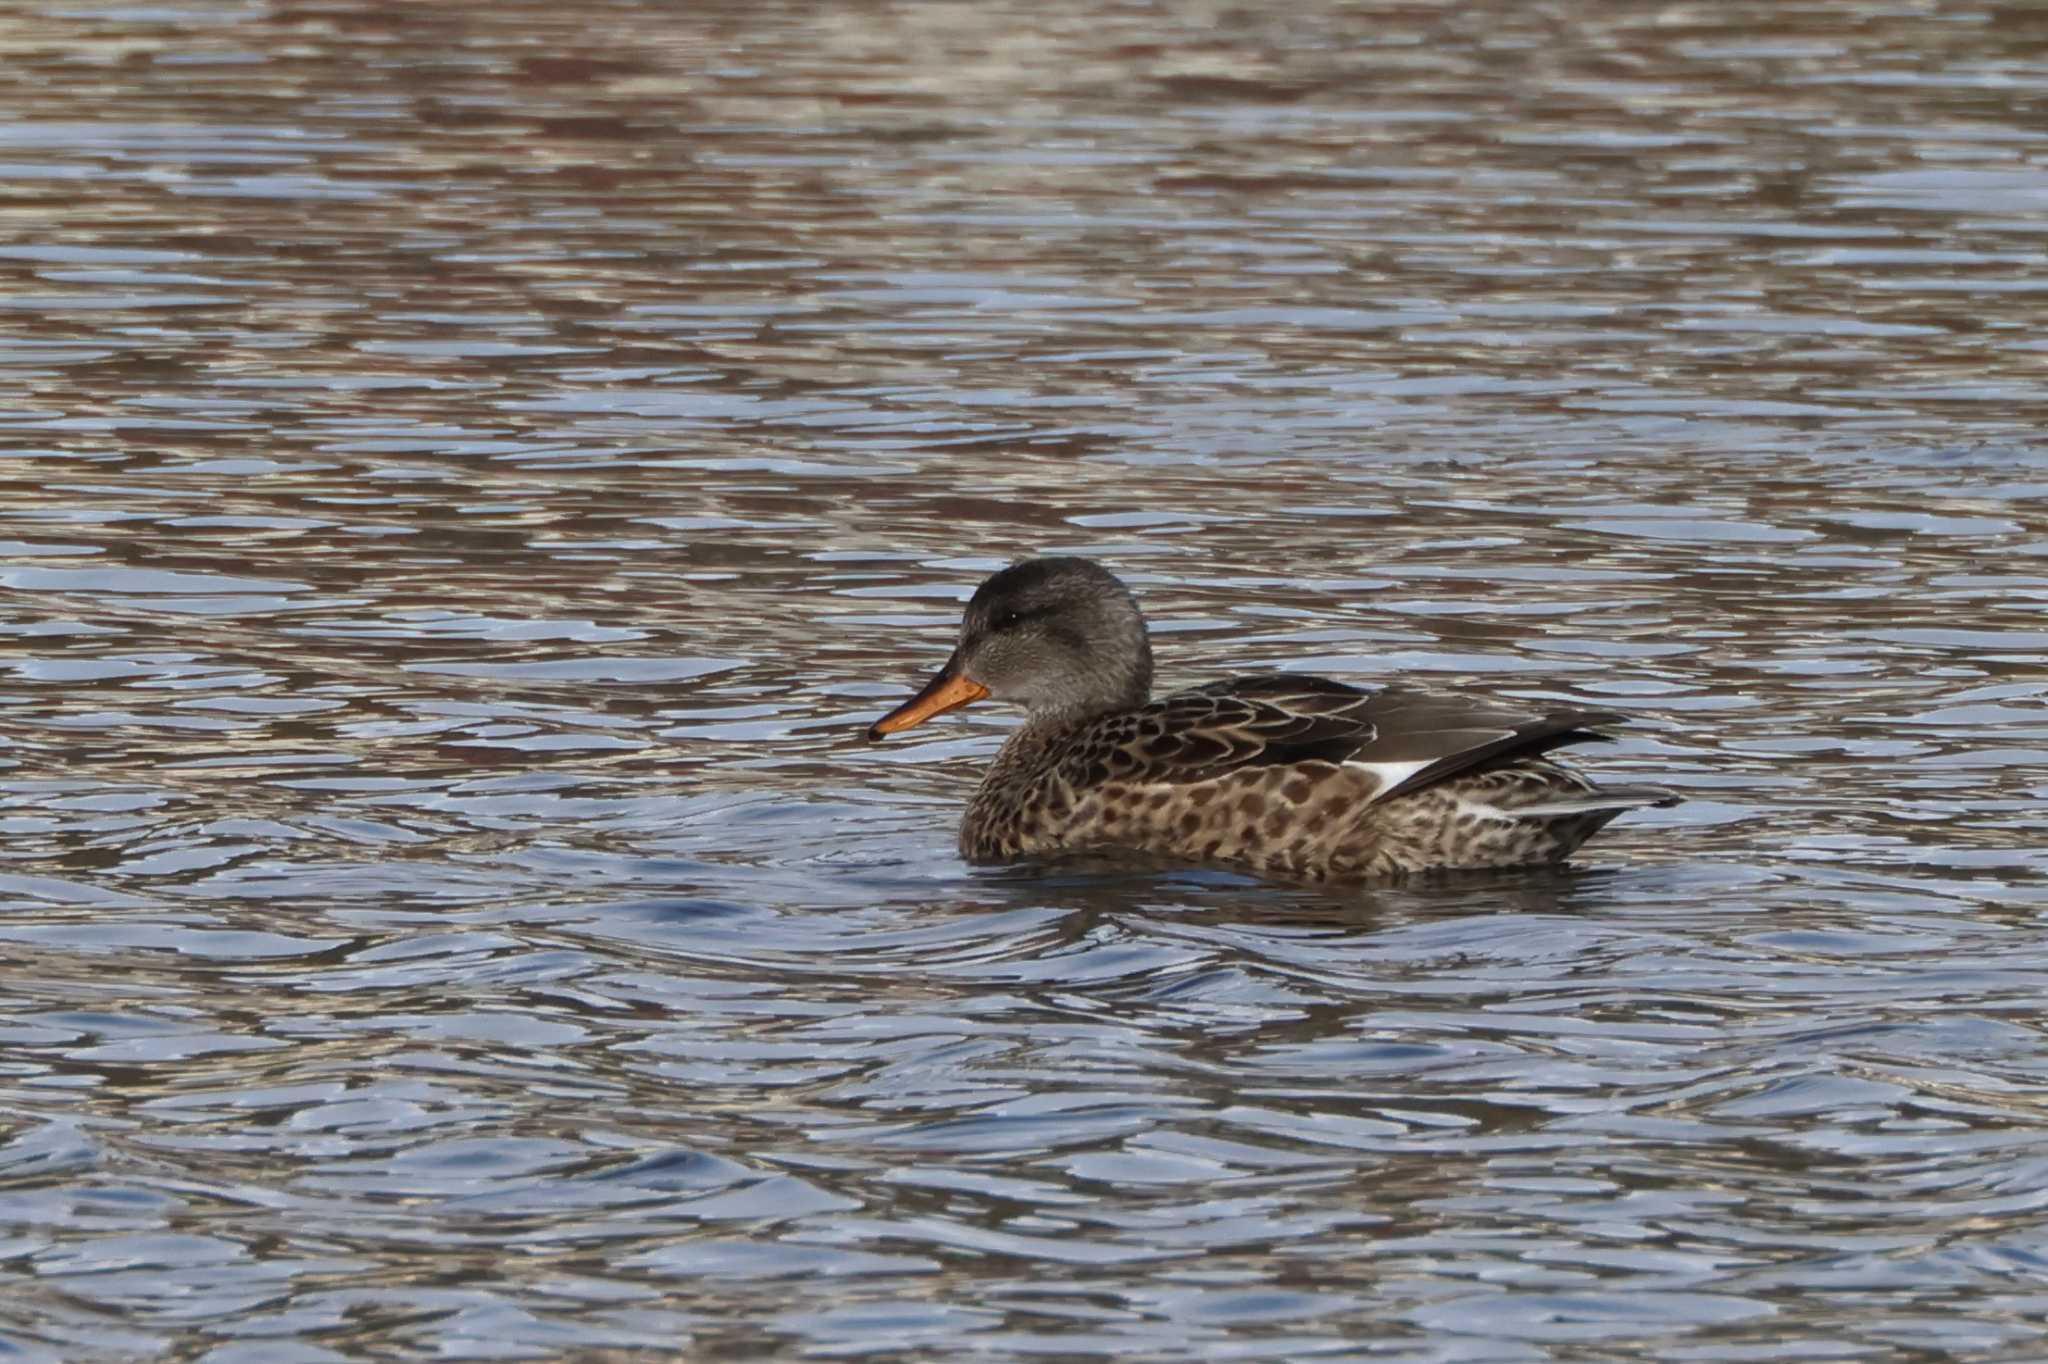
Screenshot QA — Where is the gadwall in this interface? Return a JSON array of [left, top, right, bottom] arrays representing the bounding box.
[[867, 557, 1678, 880]]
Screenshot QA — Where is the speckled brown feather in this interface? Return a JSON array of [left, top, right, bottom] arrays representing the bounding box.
[[958, 674, 1676, 880]]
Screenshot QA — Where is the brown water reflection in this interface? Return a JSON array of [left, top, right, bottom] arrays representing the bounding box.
[[4, 0, 2048, 1359]]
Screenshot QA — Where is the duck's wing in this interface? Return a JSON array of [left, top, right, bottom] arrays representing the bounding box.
[[1336, 685, 1627, 801], [1062, 675, 1628, 802]]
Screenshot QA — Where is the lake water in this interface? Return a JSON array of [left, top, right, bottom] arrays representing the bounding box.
[[5, 1, 2048, 1359]]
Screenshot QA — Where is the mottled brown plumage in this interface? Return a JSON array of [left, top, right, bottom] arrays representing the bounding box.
[[868, 558, 1679, 881]]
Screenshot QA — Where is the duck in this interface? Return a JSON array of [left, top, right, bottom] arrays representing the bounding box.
[[866, 556, 1679, 881]]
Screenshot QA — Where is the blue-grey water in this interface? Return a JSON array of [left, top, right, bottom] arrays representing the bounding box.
[[5, 1, 2048, 1359]]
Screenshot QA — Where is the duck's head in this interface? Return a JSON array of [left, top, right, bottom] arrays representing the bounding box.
[[866, 556, 1154, 740]]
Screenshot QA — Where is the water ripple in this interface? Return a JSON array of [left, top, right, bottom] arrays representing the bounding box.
[[2, 0, 2046, 1360]]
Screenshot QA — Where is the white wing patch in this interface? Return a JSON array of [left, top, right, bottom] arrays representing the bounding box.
[[1345, 759, 1435, 801]]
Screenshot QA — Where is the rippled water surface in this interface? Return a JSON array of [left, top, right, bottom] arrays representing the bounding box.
[[5, 1, 2048, 1359]]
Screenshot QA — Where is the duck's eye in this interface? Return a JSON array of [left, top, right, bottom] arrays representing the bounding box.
[[992, 608, 1024, 631]]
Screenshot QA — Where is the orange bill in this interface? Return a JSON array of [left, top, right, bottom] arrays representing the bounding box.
[[866, 662, 989, 740]]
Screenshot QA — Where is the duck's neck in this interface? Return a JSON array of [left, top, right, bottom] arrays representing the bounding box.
[[982, 704, 1109, 787]]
